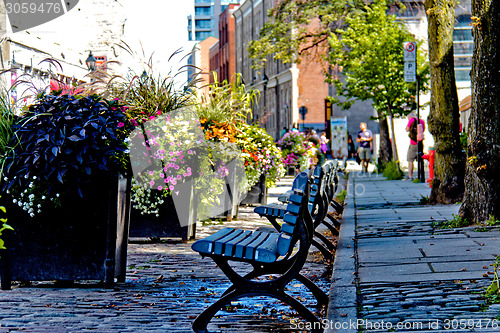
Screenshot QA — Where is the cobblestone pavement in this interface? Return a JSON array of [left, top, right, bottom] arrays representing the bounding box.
[[327, 170, 500, 333], [0, 176, 335, 332]]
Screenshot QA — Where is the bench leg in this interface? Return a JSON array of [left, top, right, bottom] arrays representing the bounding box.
[[193, 287, 324, 333], [311, 239, 333, 261], [330, 200, 344, 214], [314, 231, 335, 252], [266, 216, 282, 232], [295, 273, 329, 307], [324, 214, 341, 230], [276, 290, 324, 333], [319, 219, 339, 237], [192, 288, 244, 332]]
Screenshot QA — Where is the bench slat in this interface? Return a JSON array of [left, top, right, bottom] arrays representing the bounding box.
[[191, 228, 235, 254], [281, 223, 295, 235], [286, 203, 300, 215], [283, 213, 299, 225], [224, 230, 253, 256], [277, 233, 293, 256], [244, 232, 270, 260], [234, 231, 263, 259], [254, 206, 267, 216], [254, 233, 280, 263], [214, 229, 245, 255], [289, 193, 302, 204]]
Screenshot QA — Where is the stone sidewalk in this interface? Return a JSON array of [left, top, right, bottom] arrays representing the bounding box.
[[327, 170, 500, 333], [0, 176, 334, 333]]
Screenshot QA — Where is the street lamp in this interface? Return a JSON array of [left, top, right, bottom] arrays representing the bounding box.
[[85, 51, 97, 71]]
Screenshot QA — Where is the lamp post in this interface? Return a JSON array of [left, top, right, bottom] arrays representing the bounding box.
[[85, 51, 97, 71], [262, 73, 269, 126]]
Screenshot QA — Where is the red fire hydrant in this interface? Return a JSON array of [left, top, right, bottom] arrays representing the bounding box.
[[422, 147, 435, 188]]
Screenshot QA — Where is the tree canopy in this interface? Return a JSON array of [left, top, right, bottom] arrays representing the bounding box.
[[326, 0, 429, 118]]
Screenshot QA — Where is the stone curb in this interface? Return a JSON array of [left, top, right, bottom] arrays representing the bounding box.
[[326, 173, 358, 333]]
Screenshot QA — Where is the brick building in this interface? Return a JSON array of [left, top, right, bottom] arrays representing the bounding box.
[[189, 36, 219, 95], [234, 0, 330, 139]]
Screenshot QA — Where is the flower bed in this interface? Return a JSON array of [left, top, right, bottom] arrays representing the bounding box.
[[277, 131, 317, 172]]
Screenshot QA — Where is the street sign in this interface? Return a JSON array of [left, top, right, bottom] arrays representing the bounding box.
[[299, 106, 308, 120], [404, 61, 416, 82], [403, 42, 417, 62]]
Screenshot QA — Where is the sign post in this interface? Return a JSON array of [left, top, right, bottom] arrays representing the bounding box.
[[404, 41, 424, 182]]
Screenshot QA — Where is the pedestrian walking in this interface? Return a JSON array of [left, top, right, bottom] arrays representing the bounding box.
[[356, 122, 373, 173], [320, 132, 329, 155], [405, 113, 425, 180]]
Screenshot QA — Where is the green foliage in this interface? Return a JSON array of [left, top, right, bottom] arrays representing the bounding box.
[[433, 214, 471, 229], [248, 0, 362, 69], [113, 71, 193, 125], [485, 215, 500, 227], [382, 161, 404, 180], [412, 178, 423, 183], [0, 199, 14, 252], [327, 0, 429, 119], [335, 190, 347, 205], [0, 91, 16, 157], [2, 94, 132, 216], [459, 131, 467, 151], [485, 256, 500, 304], [195, 74, 257, 125], [419, 195, 430, 205], [235, 124, 285, 189]]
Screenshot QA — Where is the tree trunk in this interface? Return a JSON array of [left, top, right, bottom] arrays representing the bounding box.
[[459, 0, 500, 224], [387, 106, 399, 162], [425, 0, 465, 204], [378, 117, 392, 163]]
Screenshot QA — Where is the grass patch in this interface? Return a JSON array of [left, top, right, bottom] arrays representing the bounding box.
[[201, 218, 225, 226], [418, 195, 430, 205], [432, 214, 470, 229], [382, 161, 404, 180], [485, 214, 500, 227], [335, 190, 347, 205], [484, 256, 500, 304]]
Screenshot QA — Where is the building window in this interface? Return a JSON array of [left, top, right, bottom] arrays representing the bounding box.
[[195, 19, 211, 29], [454, 14, 473, 82], [195, 6, 212, 16], [195, 31, 212, 40]]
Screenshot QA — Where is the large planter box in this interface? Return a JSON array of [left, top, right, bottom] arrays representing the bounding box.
[[129, 181, 197, 242], [0, 173, 131, 290], [241, 174, 267, 205]]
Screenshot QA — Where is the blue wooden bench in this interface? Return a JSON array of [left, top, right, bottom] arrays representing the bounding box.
[[191, 172, 325, 332], [254, 161, 341, 260]]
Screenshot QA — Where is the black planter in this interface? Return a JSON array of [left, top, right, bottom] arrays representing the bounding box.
[[241, 174, 267, 205], [129, 181, 197, 242], [0, 173, 131, 290]]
